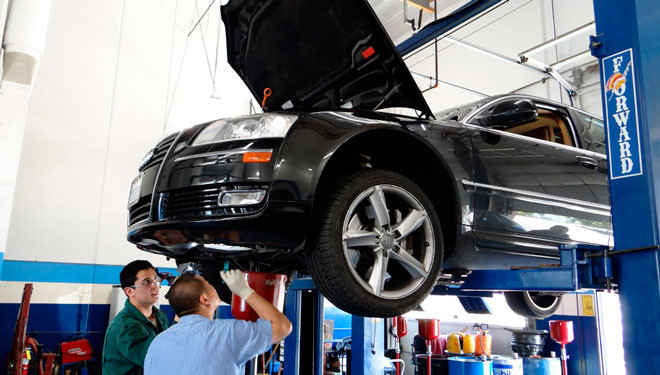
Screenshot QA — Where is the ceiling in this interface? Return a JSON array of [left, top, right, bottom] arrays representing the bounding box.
[[369, 0, 600, 113]]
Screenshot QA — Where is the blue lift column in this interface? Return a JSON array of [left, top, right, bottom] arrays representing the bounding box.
[[590, 0, 660, 372]]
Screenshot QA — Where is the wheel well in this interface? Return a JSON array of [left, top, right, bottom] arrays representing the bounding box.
[[313, 129, 459, 259]]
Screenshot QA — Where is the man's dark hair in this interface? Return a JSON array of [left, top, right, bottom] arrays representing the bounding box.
[[167, 273, 207, 316], [120, 260, 157, 289]]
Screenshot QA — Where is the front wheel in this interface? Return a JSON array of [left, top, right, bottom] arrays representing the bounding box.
[[307, 169, 444, 317], [504, 291, 563, 318]]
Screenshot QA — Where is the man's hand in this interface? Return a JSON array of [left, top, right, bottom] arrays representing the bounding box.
[[220, 269, 255, 301]]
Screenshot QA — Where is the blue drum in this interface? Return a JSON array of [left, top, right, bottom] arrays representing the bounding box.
[[448, 357, 492, 375], [523, 357, 562, 375]]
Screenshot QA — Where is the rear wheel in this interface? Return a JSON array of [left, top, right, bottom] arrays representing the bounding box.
[[307, 169, 444, 317], [504, 291, 563, 318]]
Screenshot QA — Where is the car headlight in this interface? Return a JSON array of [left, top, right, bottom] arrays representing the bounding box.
[[192, 113, 298, 145]]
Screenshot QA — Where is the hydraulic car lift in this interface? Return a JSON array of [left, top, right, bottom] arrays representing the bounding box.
[[281, 243, 612, 375], [435, 244, 613, 296], [402, 0, 660, 372], [281, 1, 660, 374], [283, 278, 386, 375], [590, 0, 660, 372]]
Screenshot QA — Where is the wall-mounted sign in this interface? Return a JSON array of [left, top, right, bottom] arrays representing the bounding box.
[[603, 48, 642, 180], [581, 294, 595, 317]]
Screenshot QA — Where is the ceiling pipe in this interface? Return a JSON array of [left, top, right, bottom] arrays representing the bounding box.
[[0, 0, 52, 265], [2, 0, 53, 86], [410, 71, 489, 97], [421, 2, 438, 93]]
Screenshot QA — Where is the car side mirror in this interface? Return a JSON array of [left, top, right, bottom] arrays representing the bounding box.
[[483, 99, 538, 129]]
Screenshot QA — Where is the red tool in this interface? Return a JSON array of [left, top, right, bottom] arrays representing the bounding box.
[[158, 271, 177, 286], [549, 320, 574, 375], [8, 284, 33, 375], [418, 319, 440, 375], [60, 339, 93, 365], [7, 284, 56, 375]]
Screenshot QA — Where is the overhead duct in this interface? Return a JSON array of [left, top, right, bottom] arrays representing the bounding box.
[[0, 0, 52, 273], [2, 0, 52, 85]]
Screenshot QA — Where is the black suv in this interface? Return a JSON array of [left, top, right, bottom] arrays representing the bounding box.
[[127, 0, 610, 317]]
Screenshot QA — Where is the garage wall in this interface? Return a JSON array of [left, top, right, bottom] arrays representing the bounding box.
[[4, 0, 253, 268], [0, 0, 253, 367]]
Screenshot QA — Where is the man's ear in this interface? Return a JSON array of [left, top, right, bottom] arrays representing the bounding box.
[[124, 287, 135, 298], [199, 292, 210, 306]]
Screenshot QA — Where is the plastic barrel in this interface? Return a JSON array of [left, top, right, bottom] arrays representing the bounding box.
[[414, 354, 449, 375], [523, 357, 562, 375], [448, 357, 492, 375], [231, 271, 287, 321], [493, 357, 523, 375]]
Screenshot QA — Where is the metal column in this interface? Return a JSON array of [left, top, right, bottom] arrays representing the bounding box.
[[590, 0, 660, 372], [283, 278, 324, 375], [351, 316, 385, 375]]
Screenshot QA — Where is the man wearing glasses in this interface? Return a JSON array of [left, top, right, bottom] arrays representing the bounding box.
[[103, 260, 171, 375]]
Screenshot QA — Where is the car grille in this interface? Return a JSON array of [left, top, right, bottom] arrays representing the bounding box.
[[140, 135, 176, 172], [129, 195, 152, 227], [159, 184, 269, 220]]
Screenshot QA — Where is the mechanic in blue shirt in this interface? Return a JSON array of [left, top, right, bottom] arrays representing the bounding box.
[[144, 270, 292, 375]]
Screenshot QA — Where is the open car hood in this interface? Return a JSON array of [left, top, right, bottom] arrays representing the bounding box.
[[221, 0, 432, 117]]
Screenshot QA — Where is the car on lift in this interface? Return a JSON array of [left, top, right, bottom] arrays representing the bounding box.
[[126, 0, 610, 318]]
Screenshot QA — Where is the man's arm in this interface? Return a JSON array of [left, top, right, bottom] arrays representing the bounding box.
[[244, 292, 292, 343], [221, 270, 292, 343]]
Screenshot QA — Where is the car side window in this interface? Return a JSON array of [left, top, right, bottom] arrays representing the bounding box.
[[575, 112, 606, 154], [468, 102, 574, 147]]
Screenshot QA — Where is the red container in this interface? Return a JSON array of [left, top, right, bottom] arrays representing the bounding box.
[[231, 271, 287, 322], [396, 316, 408, 338], [60, 339, 93, 365], [418, 319, 440, 340], [549, 320, 574, 345]]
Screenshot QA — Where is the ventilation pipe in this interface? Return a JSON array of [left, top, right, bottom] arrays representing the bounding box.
[[2, 0, 52, 85], [0, 0, 52, 275]]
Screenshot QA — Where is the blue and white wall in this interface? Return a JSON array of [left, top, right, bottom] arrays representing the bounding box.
[[0, 0, 252, 370]]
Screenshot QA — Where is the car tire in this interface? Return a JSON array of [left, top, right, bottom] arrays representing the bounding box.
[[199, 262, 234, 304], [504, 291, 563, 318], [307, 169, 444, 317]]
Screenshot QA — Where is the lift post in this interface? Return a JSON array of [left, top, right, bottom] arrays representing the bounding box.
[[589, 0, 660, 372], [433, 245, 612, 295], [283, 278, 324, 375], [283, 278, 386, 375]]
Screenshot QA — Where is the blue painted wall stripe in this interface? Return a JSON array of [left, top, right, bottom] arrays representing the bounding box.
[[0, 251, 4, 280], [0, 260, 177, 284]]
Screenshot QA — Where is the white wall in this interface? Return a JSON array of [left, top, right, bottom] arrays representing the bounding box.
[[5, 0, 254, 267]]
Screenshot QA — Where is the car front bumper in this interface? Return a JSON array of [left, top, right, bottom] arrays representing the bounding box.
[[127, 128, 312, 258]]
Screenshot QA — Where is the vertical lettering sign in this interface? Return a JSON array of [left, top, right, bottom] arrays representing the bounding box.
[[603, 48, 642, 179]]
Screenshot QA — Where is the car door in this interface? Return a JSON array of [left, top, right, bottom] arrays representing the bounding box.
[[463, 97, 610, 257]]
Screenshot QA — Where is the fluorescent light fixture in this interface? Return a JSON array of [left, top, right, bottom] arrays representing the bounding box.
[[445, 36, 514, 65], [519, 21, 595, 57], [443, 36, 546, 76], [550, 50, 594, 71], [520, 56, 551, 71]]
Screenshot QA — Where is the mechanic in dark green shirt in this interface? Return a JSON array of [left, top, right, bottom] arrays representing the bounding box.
[[103, 260, 171, 375]]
